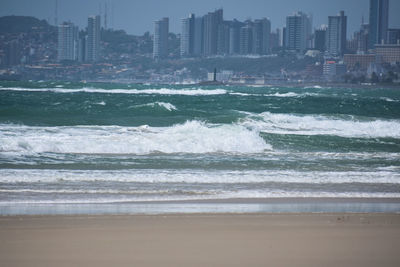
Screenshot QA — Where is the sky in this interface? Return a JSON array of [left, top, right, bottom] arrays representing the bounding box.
[[1, 0, 399, 36]]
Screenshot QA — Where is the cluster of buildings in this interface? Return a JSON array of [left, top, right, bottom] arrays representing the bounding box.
[[57, 15, 101, 62], [1, 0, 399, 84], [151, 8, 347, 59], [154, 9, 272, 59], [152, 0, 399, 83]]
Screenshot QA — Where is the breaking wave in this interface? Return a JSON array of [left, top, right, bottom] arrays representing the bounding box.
[[241, 112, 400, 138], [0, 121, 271, 155], [0, 87, 227, 96], [130, 102, 177, 111]]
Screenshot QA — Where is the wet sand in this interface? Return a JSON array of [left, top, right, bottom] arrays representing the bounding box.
[[1, 213, 400, 267]]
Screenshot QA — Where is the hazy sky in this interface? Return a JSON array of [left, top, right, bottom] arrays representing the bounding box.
[[1, 0, 399, 36]]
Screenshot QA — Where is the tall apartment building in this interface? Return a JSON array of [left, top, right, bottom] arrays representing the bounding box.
[[252, 18, 271, 55], [368, 0, 388, 49], [217, 21, 231, 55], [179, 8, 271, 57], [202, 9, 223, 56], [4, 40, 21, 66], [180, 14, 195, 57], [285, 12, 312, 52], [240, 24, 253, 55], [153, 17, 169, 59], [229, 20, 243, 54], [57, 22, 78, 61], [86, 15, 101, 62], [314, 26, 327, 52], [193, 17, 203, 55], [326, 11, 347, 56]]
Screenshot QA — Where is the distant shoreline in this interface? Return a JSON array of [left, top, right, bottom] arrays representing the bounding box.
[[1, 79, 400, 89]]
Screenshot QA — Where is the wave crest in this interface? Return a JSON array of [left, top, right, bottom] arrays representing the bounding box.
[[241, 112, 400, 138], [0, 87, 227, 96], [0, 121, 270, 155]]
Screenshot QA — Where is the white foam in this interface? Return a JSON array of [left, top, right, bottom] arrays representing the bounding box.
[[1, 191, 399, 204], [0, 121, 270, 155], [264, 92, 299, 97], [1, 168, 399, 204], [303, 85, 329, 89], [0, 87, 227, 96], [1, 169, 399, 184], [131, 102, 177, 111], [229, 92, 261, 96], [241, 112, 400, 138], [263, 92, 321, 98], [155, 102, 177, 111], [380, 97, 399, 102]]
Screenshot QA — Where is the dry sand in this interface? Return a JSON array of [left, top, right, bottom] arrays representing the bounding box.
[[1, 213, 400, 267]]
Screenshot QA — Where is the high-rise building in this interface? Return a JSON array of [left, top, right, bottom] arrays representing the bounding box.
[[270, 29, 280, 50], [252, 18, 271, 55], [357, 23, 370, 53], [202, 9, 223, 56], [326, 11, 347, 56], [229, 20, 243, 54], [153, 17, 169, 59], [282, 27, 287, 47], [240, 24, 253, 55], [285, 12, 312, 52], [57, 22, 78, 61], [368, 0, 389, 49], [180, 14, 195, 57], [193, 17, 203, 55], [314, 26, 327, 52], [217, 22, 231, 55], [4, 40, 21, 66], [86, 15, 101, 62], [77, 34, 87, 62]]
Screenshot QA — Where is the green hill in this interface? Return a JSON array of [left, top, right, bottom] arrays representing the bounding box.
[[0, 16, 54, 34]]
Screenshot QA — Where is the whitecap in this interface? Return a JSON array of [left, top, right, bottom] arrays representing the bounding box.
[[0, 87, 227, 96], [240, 112, 400, 138], [0, 121, 271, 155]]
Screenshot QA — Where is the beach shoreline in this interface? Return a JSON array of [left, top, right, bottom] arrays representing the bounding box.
[[2, 197, 400, 216], [1, 213, 400, 267]]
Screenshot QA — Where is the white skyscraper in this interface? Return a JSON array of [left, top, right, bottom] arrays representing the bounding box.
[[327, 11, 347, 56], [86, 15, 101, 62], [285, 12, 312, 52], [181, 14, 195, 57], [57, 22, 78, 61]]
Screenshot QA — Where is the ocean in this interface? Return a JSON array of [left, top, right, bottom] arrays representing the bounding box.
[[1, 81, 400, 214]]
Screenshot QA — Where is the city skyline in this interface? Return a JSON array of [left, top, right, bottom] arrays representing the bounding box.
[[1, 0, 400, 37]]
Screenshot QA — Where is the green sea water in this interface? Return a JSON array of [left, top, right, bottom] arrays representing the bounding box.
[[1, 81, 400, 213]]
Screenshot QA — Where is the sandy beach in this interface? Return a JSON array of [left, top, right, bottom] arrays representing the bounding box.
[[1, 213, 400, 267]]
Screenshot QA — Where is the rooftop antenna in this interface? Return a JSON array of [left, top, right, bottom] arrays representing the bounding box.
[[54, 0, 58, 26], [111, 0, 114, 29]]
